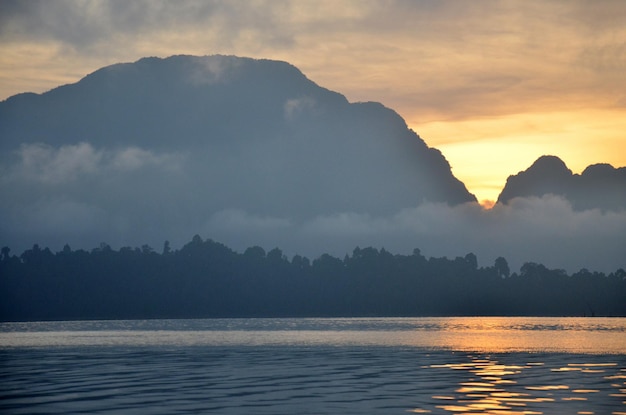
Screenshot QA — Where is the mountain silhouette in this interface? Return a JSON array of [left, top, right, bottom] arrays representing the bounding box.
[[0, 55, 475, 251], [497, 155, 626, 211]]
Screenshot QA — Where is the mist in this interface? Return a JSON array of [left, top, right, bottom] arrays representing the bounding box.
[[1, 56, 624, 274], [3, 151, 625, 273]]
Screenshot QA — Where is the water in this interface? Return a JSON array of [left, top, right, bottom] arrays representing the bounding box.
[[1, 317, 625, 414]]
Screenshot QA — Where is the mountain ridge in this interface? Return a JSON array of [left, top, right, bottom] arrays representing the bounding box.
[[0, 54, 477, 252], [497, 155, 626, 211], [1, 55, 625, 273], [4, 55, 623, 214]]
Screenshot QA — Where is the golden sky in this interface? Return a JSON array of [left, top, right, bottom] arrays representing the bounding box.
[[1, 0, 624, 203]]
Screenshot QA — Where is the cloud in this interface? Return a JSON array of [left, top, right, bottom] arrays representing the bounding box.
[[207, 209, 292, 233], [0, 1, 293, 51], [278, 196, 626, 274], [0, 54, 623, 285], [11, 142, 184, 183], [110, 146, 183, 172], [193, 196, 626, 274], [0, 198, 109, 251], [21, 199, 108, 237], [3, 0, 625, 111], [185, 55, 241, 85], [15, 142, 103, 183], [3, 147, 625, 276], [284, 96, 316, 120]]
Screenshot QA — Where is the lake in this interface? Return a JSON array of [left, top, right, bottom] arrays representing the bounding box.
[[1, 317, 625, 414]]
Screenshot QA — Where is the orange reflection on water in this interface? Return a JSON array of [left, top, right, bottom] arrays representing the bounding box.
[[467, 399, 515, 411], [435, 405, 543, 414], [422, 355, 626, 414], [525, 385, 569, 391], [425, 356, 626, 415], [474, 365, 523, 378], [422, 317, 626, 354], [429, 358, 551, 414], [493, 379, 517, 385], [551, 367, 582, 372], [457, 382, 502, 394]]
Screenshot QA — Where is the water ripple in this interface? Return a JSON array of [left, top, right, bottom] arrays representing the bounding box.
[[1, 318, 625, 414]]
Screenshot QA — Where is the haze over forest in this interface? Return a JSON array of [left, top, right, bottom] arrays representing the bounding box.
[[2, 235, 624, 320], [1, 55, 625, 273]]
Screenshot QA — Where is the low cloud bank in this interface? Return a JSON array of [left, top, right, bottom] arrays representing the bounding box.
[[1, 53, 623, 275], [203, 196, 626, 274], [4, 159, 624, 273]]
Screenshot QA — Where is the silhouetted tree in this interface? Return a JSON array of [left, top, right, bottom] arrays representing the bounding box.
[[1, 237, 625, 321], [1, 246, 10, 262], [494, 256, 510, 278], [464, 253, 478, 271], [162, 240, 171, 255]]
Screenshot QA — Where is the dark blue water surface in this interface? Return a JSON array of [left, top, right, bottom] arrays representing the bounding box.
[[1, 318, 625, 414]]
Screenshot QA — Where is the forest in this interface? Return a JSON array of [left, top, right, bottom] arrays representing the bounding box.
[[1, 235, 625, 321]]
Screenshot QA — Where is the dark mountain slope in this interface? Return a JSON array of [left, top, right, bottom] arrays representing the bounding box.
[[0, 55, 475, 251], [497, 155, 626, 211]]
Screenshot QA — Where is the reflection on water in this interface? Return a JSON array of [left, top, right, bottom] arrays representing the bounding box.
[[2, 317, 625, 353], [1, 317, 625, 414], [410, 356, 626, 414]]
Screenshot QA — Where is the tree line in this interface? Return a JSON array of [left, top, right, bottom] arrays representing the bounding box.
[[1, 236, 625, 321]]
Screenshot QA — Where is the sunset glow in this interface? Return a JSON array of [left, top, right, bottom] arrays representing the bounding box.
[[1, 1, 624, 202], [419, 109, 626, 202], [1, 5, 626, 413]]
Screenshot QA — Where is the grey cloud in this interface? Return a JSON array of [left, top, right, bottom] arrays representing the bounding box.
[[284, 97, 317, 120], [309, 196, 626, 274], [0, 1, 554, 52], [4, 191, 625, 274], [0, 0, 294, 51], [1, 55, 623, 276], [1, 198, 109, 251], [201, 195, 626, 274], [14, 142, 103, 183], [186, 55, 242, 85], [578, 42, 626, 77], [207, 209, 292, 233], [11, 142, 184, 183], [0, 0, 113, 47], [22, 199, 107, 235], [2, 0, 624, 124], [3, 145, 625, 274], [110, 147, 184, 172]]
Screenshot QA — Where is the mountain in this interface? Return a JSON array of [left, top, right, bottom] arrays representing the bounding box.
[[497, 155, 626, 211], [0, 55, 475, 252]]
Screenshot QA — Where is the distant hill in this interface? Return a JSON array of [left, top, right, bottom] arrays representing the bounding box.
[[497, 155, 626, 211], [0, 55, 476, 250]]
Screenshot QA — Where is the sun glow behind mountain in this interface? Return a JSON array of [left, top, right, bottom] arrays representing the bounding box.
[[1, 1, 625, 273], [1, 2, 625, 206], [416, 109, 626, 204]]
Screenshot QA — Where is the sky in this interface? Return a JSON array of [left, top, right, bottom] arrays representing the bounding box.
[[1, 0, 625, 204]]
